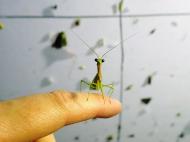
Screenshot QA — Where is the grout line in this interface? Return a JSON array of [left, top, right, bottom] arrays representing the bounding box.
[[123, 12, 190, 17], [0, 15, 119, 19], [117, 12, 124, 142], [1, 12, 190, 19]]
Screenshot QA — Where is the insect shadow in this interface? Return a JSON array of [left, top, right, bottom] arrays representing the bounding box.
[[42, 6, 55, 16], [42, 46, 75, 67]]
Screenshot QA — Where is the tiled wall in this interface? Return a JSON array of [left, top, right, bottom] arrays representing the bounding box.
[[1, 1, 190, 142]]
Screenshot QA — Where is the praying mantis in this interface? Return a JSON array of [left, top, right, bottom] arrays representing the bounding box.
[[72, 31, 136, 101]]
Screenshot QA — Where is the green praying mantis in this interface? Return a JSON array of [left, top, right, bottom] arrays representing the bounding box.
[[72, 31, 136, 101]]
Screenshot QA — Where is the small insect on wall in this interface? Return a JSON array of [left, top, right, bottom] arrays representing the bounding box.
[[1, 0, 190, 142]]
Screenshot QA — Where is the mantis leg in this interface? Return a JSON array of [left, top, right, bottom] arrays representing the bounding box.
[[103, 84, 114, 103], [80, 80, 91, 100], [99, 82, 106, 103], [80, 80, 90, 92], [80, 80, 99, 101], [103, 84, 114, 96]]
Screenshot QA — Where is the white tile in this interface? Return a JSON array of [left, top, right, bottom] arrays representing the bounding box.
[[119, 16, 190, 142], [0, 0, 119, 16], [1, 0, 190, 16], [127, 0, 190, 15]]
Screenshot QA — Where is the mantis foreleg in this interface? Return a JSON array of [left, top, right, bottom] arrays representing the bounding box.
[[80, 80, 90, 92], [80, 80, 98, 100]]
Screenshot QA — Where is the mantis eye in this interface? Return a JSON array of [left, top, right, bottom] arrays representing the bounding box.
[[102, 59, 105, 62], [95, 58, 98, 62]]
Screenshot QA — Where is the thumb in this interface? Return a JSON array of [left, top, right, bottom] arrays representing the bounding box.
[[0, 90, 121, 142]]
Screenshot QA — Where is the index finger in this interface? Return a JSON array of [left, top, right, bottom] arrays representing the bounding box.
[[0, 90, 121, 142]]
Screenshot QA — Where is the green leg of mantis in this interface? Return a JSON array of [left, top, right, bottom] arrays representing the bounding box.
[[99, 82, 106, 103], [80, 80, 91, 100], [103, 84, 114, 96], [103, 84, 114, 103], [80, 80, 90, 92], [80, 80, 97, 91], [80, 80, 114, 103], [80, 80, 97, 101]]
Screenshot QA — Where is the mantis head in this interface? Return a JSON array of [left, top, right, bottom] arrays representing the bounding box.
[[95, 58, 105, 64]]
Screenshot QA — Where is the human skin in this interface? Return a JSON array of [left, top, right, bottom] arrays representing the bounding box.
[[0, 90, 122, 142]]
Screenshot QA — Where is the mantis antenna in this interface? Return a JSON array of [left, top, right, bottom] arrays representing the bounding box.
[[101, 33, 137, 58], [71, 30, 99, 58]]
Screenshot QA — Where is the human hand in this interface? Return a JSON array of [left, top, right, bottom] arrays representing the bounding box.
[[0, 90, 121, 142]]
